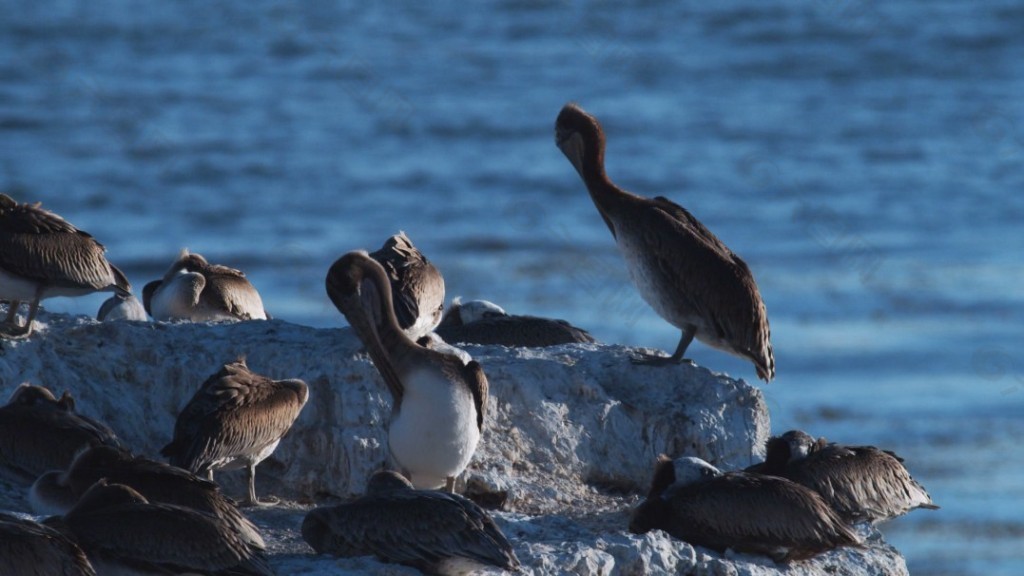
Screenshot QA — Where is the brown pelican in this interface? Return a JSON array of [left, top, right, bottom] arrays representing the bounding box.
[[97, 293, 147, 322], [30, 444, 264, 548], [629, 456, 861, 562], [326, 251, 488, 491], [554, 104, 775, 382], [0, 384, 120, 484], [48, 480, 273, 576], [302, 470, 519, 574], [0, 512, 96, 576], [145, 249, 267, 322], [369, 231, 445, 341], [160, 358, 308, 505], [437, 297, 597, 348], [751, 430, 939, 525], [0, 193, 131, 338]]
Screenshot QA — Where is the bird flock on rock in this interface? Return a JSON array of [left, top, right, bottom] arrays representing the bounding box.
[[0, 104, 937, 574]]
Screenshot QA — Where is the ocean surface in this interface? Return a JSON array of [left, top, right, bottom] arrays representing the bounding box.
[[2, 2, 1022, 574]]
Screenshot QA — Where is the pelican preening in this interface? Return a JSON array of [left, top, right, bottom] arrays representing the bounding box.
[[750, 430, 939, 525], [302, 470, 519, 574], [555, 103, 775, 382], [47, 480, 273, 576], [30, 444, 265, 548], [369, 231, 446, 342], [436, 297, 597, 348], [630, 456, 861, 562], [327, 250, 487, 491], [0, 194, 131, 338], [161, 358, 308, 505], [0, 384, 120, 485], [143, 249, 268, 322]]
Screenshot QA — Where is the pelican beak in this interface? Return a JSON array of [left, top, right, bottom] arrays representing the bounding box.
[[556, 132, 586, 177]]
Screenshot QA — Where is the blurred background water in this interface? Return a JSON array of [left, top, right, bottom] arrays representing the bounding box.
[[2, 1, 1022, 573]]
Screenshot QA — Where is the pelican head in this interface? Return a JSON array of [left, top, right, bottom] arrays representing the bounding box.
[[8, 383, 58, 405], [781, 429, 819, 462], [366, 470, 415, 494], [71, 479, 149, 514], [29, 470, 77, 515], [454, 298, 506, 324], [555, 102, 606, 179], [671, 456, 721, 486], [326, 251, 383, 329]]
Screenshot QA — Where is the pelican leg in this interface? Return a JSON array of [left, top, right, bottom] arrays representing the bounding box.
[[240, 463, 277, 507], [3, 300, 20, 324], [444, 476, 456, 493], [0, 298, 37, 339], [631, 325, 697, 366]]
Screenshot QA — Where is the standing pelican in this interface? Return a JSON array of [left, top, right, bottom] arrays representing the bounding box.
[[0, 512, 95, 576], [0, 193, 131, 338], [369, 231, 445, 341], [326, 251, 488, 491], [437, 297, 597, 348], [30, 444, 265, 548], [629, 456, 860, 562], [303, 470, 519, 574], [554, 104, 775, 382], [145, 249, 267, 322], [160, 358, 308, 505], [48, 480, 273, 576], [0, 384, 120, 484], [751, 430, 939, 525]]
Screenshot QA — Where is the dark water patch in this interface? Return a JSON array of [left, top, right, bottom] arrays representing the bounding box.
[[0, 116, 45, 130]]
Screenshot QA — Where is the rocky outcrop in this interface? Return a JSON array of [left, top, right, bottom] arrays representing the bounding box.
[[0, 312, 908, 575]]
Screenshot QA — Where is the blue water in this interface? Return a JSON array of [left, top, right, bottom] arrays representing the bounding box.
[[2, 2, 1022, 573]]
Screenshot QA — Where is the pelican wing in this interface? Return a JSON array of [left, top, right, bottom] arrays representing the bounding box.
[[437, 314, 596, 347], [667, 473, 860, 559], [304, 490, 517, 570], [203, 274, 266, 320], [642, 196, 774, 380], [69, 453, 265, 549], [0, 514, 95, 576], [371, 235, 444, 332], [793, 445, 939, 523], [0, 404, 120, 481], [0, 202, 120, 290], [67, 503, 271, 574], [168, 364, 305, 472], [462, 361, 489, 432]]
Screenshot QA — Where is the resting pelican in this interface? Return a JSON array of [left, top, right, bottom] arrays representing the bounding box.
[[30, 444, 264, 548], [326, 251, 487, 491], [145, 249, 267, 322], [629, 456, 860, 562], [0, 384, 120, 484], [750, 430, 939, 525], [555, 104, 775, 382], [161, 358, 308, 505], [369, 231, 445, 341], [0, 194, 131, 338], [437, 297, 596, 348], [48, 480, 273, 576], [97, 293, 147, 322], [302, 470, 519, 574], [1, 512, 96, 575]]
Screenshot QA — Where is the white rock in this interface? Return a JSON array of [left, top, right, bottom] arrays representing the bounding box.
[[0, 311, 907, 576]]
